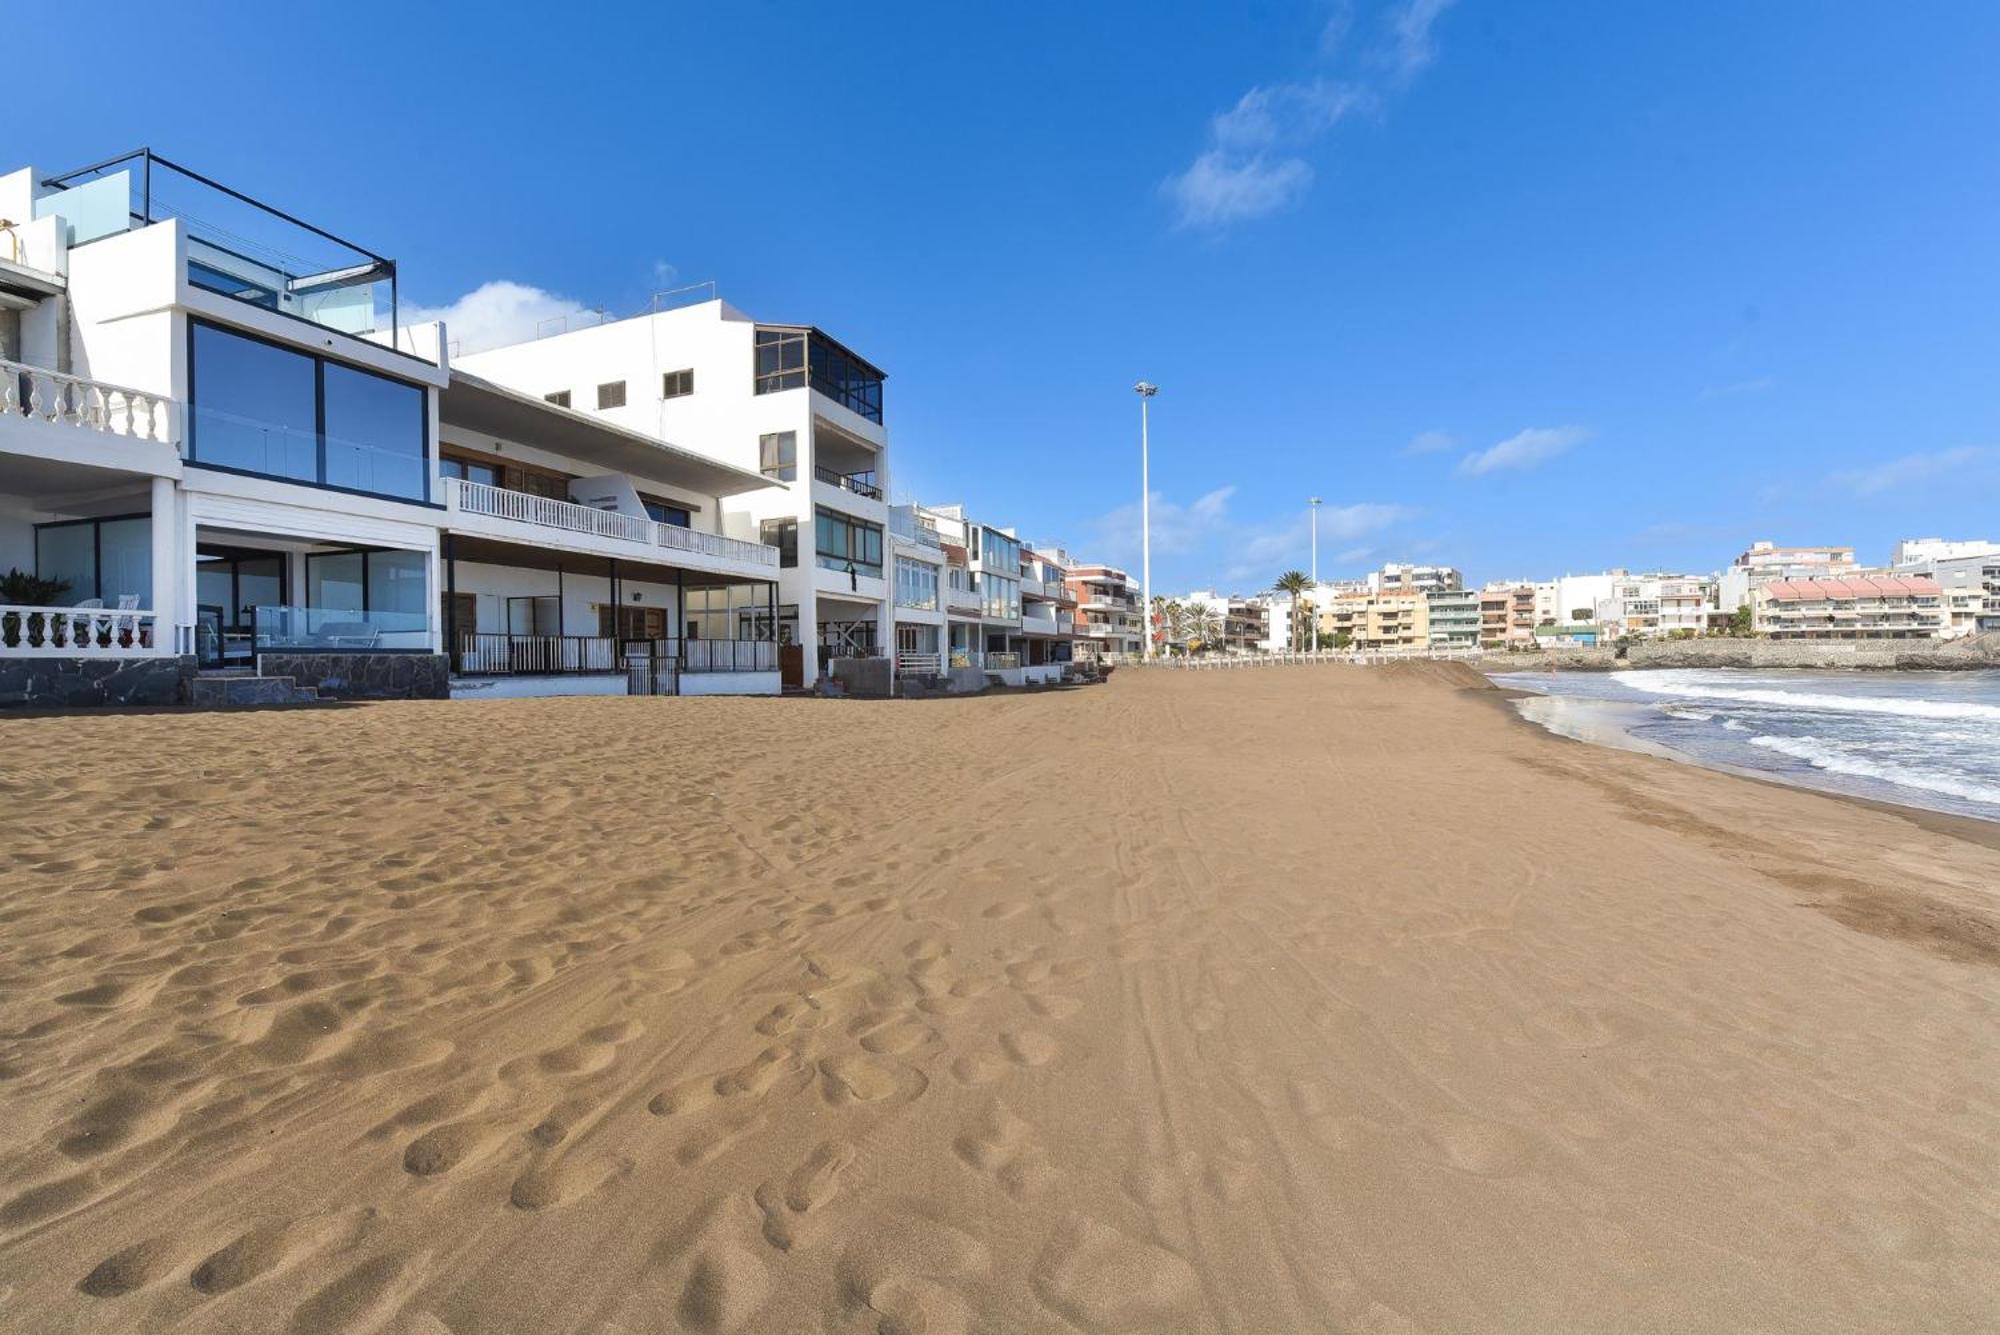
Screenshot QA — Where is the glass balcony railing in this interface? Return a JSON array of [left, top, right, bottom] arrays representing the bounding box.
[[252, 605, 429, 652]]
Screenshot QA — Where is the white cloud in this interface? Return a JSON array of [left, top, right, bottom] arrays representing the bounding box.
[[1088, 485, 1239, 561], [1457, 425, 1591, 477], [1405, 428, 1455, 455], [1386, 0, 1458, 80], [404, 280, 594, 357], [1831, 446, 1996, 497], [1164, 76, 1372, 229], [1164, 152, 1318, 229]]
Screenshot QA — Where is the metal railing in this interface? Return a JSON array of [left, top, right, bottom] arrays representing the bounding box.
[[448, 479, 779, 568], [458, 633, 616, 674], [895, 651, 942, 676], [3, 359, 178, 447], [1, 604, 172, 657], [636, 637, 779, 673], [813, 465, 883, 501], [1154, 645, 1488, 669]]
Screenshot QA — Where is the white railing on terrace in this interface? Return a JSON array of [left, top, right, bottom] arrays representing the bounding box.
[[895, 651, 942, 676], [1, 605, 182, 657], [2, 359, 178, 447], [447, 478, 779, 568]]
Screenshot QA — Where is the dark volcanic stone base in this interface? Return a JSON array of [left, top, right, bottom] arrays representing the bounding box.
[[256, 653, 450, 701], [0, 655, 196, 708]]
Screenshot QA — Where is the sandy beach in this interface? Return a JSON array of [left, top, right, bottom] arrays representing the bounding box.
[[1, 664, 1997, 1332]]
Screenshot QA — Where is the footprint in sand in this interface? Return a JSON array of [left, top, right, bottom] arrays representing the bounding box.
[[403, 1120, 507, 1178], [285, 1249, 430, 1335], [78, 1235, 182, 1297], [1030, 1217, 1199, 1331], [754, 1139, 857, 1250], [999, 1029, 1057, 1067], [954, 1100, 1058, 1199], [834, 1205, 989, 1335], [536, 1018, 643, 1076]]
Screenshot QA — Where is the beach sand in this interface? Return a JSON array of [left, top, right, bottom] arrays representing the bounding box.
[[1, 664, 1996, 1332]]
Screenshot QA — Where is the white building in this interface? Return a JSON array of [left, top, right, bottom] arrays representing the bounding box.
[[1718, 541, 1857, 615], [1594, 573, 1717, 638], [460, 295, 889, 689], [2, 150, 787, 703], [1892, 537, 1997, 568], [1367, 562, 1462, 595]]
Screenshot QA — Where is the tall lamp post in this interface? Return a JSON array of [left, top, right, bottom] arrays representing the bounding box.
[[1135, 381, 1158, 660], [1309, 496, 1322, 587]]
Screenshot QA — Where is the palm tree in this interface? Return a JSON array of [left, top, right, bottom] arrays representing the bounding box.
[[1188, 604, 1222, 652], [1273, 570, 1312, 651], [1150, 595, 1183, 657]]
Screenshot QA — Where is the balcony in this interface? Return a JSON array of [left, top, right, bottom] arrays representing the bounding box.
[[3, 359, 180, 464], [445, 478, 778, 573], [814, 465, 883, 501], [42, 150, 399, 347], [946, 586, 982, 613]]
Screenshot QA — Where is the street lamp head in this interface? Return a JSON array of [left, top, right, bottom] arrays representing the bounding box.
[[1133, 381, 1158, 397], [1309, 496, 1322, 506]]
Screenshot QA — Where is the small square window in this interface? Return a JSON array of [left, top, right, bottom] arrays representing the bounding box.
[[759, 431, 797, 482], [544, 390, 571, 408], [597, 381, 626, 410], [662, 368, 694, 398]]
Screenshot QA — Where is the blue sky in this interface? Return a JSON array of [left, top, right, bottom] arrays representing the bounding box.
[[23, 1, 2000, 590]]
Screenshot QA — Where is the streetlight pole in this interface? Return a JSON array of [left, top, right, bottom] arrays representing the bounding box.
[[1135, 381, 1158, 661], [1309, 496, 1322, 587]]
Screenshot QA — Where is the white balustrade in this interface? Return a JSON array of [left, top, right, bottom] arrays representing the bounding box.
[[1, 605, 171, 657], [2, 359, 178, 446], [448, 478, 779, 568]]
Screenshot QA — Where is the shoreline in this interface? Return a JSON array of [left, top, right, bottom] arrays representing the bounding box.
[[1484, 669, 2000, 852]]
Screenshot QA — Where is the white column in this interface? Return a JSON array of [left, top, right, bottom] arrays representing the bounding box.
[[149, 477, 179, 652], [426, 543, 443, 653]]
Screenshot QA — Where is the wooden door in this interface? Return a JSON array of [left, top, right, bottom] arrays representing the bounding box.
[[780, 645, 804, 689]]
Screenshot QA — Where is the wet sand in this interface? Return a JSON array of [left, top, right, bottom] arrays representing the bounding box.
[[1, 663, 1996, 1332]]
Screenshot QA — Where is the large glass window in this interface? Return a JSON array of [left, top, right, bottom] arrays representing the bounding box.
[[982, 528, 1021, 572], [189, 321, 318, 483], [759, 431, 797, 481], [33, 517, 152, 604], [896, 556, 939, 610], [814, 508, 883, 578], [324, 361, 426, 499], [754, 328, 806, 394], [760, 518, 798, 567], [189, 319, 430, 501], [307, 551, 366, 612], [367, 549, 428, 618], [808, 333, 884, 424], [440, 456, 500, 487], [984, 574, 1021, 620]]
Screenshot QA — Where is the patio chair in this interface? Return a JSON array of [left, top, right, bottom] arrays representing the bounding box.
[[318, 621, 380, 650]]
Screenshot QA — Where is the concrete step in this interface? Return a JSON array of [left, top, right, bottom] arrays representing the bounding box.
[[190, 674, 323, 708]]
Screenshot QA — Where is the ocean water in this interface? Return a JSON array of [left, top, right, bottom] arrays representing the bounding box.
[[1492, 667, 2000, 821]]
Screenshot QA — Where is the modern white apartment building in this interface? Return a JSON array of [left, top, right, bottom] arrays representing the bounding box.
[[1719, 541, 1857, 614], [1892, 537, 1997, 567], [886, 504, 947, 675], [459, 294, 889, 689], [1, 150, 791, 705], [1367, 562, 1462, 595], [1753, 575, 1945, 640], [1067, 562, 1143, 660], [1594, 573, 1718, 638]]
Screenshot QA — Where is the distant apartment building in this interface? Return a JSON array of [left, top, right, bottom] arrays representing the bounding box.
[[1719, 541, 1858, 614], [1321, 589, 1429, 650], [1890, 541, 2000, 637], [887, 504, 947, 673], [1892, 537, 1997, 567], [1068, 563, 1143, 660], [1595, 573, 1718, 638], [1478, 584, 1539, 649], [1753, 575, 1945, 640], [1368, 562, 1463, 595], [1223, 596, 1271, 652], [1426, 589, 1481, 649]]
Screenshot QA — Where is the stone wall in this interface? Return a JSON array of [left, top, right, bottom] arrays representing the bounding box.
[[0, 655, 196, 708], [1479, 647, 1620, 672], [258, 653, 451, 701], [1626, 636, 2000, 671]]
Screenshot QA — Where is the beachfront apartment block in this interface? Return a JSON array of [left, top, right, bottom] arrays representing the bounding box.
[[1890, 540, 2000, 638], [456, 295, 891, 690], [1425, 588, 1481, 649], [886, 503, 947, 675], [1752, 575, 1946, 639], [1478, 584, 1539, 648], [0, 150, 804, 704], [1067, 563, 1143, 660]]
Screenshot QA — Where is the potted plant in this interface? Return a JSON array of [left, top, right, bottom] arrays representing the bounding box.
[[0, 568, 73, 649]]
